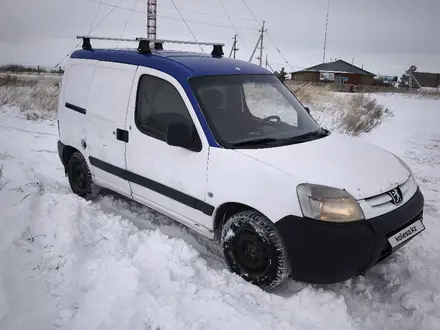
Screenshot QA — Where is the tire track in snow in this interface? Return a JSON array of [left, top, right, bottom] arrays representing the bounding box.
[[0, 123, 57, 137]]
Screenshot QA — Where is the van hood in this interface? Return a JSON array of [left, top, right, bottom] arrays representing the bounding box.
[[235, 132, 410, 200]]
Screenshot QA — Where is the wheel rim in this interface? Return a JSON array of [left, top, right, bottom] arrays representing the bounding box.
[[232, 230, 269, 277]]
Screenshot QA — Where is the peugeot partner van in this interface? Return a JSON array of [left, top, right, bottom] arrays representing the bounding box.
[[57, 37, 425, 290]]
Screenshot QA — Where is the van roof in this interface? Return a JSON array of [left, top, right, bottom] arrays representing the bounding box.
[[70, 48, 271, 78]]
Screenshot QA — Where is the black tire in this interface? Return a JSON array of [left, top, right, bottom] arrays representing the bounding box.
[[67, 151, 100, 200], [221, 210, 291, 290]]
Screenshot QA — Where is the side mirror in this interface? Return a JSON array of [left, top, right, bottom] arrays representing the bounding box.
[[166, 122, 199, 151], [304, 107, 310, 114]]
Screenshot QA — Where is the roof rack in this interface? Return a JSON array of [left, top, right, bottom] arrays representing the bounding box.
[[76, 36, 225, 57]]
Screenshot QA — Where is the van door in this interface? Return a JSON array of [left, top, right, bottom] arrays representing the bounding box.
[[84, 62, 137, 197], [124, 67, 212, 229], [59, 60, 96, 153]]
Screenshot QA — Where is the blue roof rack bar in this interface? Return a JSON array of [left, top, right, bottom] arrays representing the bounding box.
[[77, 36, 224, 56]]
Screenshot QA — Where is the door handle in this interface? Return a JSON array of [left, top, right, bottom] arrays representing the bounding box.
[[116, 129, 129, 143]]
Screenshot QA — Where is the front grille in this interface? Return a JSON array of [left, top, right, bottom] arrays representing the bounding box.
[[365, 175, 413, 208]]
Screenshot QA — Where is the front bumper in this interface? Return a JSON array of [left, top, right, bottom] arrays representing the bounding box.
[[275, 187, 425, 284]]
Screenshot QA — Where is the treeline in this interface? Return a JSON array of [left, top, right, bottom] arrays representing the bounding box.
[[0, 64, 64, 74]]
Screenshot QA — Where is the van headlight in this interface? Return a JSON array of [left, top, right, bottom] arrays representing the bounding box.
[[296, 184, 365, 222]]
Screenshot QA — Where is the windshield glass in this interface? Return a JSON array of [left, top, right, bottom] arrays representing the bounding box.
[[189, 74, 322, 148]]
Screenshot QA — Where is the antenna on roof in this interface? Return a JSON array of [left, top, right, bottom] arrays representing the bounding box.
[[76, 36, 225, 57]]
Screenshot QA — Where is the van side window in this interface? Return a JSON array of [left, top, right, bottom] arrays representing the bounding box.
[[135, 74, 195, 142]]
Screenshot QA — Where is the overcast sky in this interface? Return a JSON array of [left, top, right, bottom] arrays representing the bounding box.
[[0, 0, 439, 76]]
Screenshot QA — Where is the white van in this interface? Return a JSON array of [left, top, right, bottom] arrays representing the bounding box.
[[57, 37, 425, 290]]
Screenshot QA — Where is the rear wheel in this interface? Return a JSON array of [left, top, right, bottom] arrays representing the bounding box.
[[67, 151, 100, 200], [221, 210, 291, 290]]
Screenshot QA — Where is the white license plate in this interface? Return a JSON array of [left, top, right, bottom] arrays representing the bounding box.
[[388, 219, 425, 248]]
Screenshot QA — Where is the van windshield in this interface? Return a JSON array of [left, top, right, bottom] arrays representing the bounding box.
[[189, 74, 325, 148]]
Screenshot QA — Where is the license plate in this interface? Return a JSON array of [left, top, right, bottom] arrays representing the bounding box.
[[388, 219, 425, 248]]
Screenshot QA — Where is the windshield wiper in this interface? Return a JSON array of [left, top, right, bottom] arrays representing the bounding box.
[[284, 129, 329, 143], [232, 137, 278, 147]]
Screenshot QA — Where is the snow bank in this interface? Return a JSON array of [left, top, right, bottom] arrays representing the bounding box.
[[1, 93, 440, 330]]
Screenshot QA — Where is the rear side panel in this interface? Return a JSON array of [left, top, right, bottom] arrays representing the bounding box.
[[83, 61, 137, 196], [58, 59, 97, 152]]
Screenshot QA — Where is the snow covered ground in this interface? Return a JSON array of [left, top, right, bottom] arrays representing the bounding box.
[[0, 93, 439, 329]]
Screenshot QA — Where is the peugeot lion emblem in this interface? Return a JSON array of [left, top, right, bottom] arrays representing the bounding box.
[[388, 187, 403, 205]]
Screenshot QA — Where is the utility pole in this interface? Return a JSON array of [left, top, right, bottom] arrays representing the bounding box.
[[146, 0, 157, 40], [249, 35, 261, 63], [256, 20, 267, 67], [323, 0, 330, 63], [229, 34, 239, 58]]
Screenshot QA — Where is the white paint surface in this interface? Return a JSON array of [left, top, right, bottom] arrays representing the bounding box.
[[82, 61, 137, 196], [58, 60, 96, 153], [236, 131, 410, 200], [124, 66, 212, 229]]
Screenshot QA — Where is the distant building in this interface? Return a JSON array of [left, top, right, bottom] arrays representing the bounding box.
[[376, 75, 398, 86], [290, 59, 376, 86], [412, 72, 440, 89]]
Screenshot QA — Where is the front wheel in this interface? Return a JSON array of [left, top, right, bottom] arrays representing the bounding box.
[[221, 210, 291, 290]]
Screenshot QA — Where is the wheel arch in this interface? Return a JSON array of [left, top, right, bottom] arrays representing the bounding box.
[[60, 144, 80, 174], [213, 202, 270, 241]]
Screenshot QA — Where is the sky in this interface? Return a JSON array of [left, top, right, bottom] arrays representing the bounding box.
[[0, 0, 439, 76]]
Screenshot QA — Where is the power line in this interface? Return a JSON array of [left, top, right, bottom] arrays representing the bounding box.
[[143, 1, 257, 22], [134, 0, 256, 22], [0, 0, 10, 9], [268, 60, 303, 69], [169, 0, 203, 52], [265, 33, 294, 72], [117, 0, 139, 46], [88, 0, 104, 34], [240, 0, 260, 23], [87, 1, 259, 31], [89, 0, 126, 33], [218, 0, 249, 57], [15, 31, 77, 40], [160, 15, 257, 31], [53, 0, 126, 70], [240, 0, 295, 72], [52, 44, 80, 71]]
